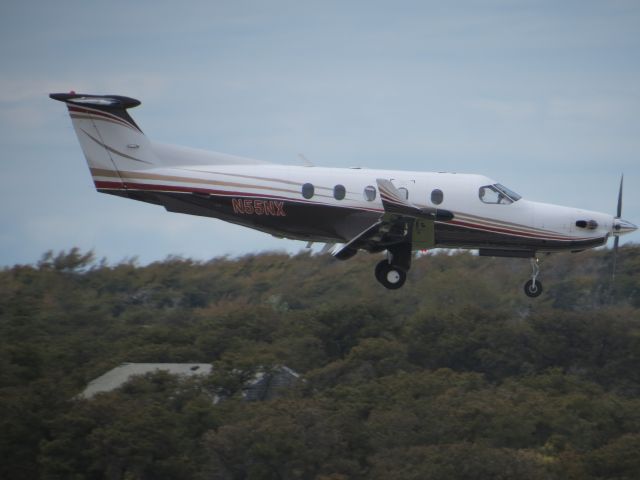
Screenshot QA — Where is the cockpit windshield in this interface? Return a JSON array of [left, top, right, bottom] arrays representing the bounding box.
[[479, 183, 522, 205]]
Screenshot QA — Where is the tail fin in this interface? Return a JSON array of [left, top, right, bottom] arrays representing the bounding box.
[[50, 92, 158, 191]]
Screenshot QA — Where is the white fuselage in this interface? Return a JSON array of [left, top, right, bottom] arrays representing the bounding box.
[[108, 144, 614, 251]]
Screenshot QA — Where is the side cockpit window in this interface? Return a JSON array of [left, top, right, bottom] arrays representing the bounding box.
[[479, 184, 521, 205]]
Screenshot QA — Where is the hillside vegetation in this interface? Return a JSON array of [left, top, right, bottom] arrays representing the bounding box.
[[1, 246, 640, 479]]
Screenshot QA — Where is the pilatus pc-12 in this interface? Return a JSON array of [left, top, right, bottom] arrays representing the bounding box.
[[51, 92, 636, 297]]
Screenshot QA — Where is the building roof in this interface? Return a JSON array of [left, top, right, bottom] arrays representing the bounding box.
[[80, 362, 212, 399]]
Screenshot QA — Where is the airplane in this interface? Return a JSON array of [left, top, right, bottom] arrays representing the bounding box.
[[50, 92, 637, 297]]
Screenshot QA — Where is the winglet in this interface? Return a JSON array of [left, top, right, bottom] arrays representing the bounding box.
[[376, 179, 454, 221], [376, 179, 414, 210]]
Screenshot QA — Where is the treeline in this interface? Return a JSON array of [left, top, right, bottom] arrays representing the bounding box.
[[1, 246, 639, 479]]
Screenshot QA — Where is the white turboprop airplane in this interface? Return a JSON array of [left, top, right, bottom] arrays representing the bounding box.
[[51, 92, 637, 297]]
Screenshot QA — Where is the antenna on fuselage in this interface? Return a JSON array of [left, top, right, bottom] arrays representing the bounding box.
[[298, 154, 314, 167]]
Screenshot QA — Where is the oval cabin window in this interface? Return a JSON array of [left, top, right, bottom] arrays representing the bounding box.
[[364, 185, 377, 201], [334, 184, 346, 200], [302, 183, 315, 199], [431, 189, 443, 205]]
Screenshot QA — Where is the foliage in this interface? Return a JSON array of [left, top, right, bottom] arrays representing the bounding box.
[[0, 246, 639, 479]]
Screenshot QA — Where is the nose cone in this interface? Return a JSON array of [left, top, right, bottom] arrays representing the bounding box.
[[613, 218, 638, 236]]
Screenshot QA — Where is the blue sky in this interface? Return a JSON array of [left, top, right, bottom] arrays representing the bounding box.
[[1, 0, 639, 266]]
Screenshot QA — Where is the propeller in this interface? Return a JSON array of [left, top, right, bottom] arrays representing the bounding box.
[[612, 174, 623, 281]]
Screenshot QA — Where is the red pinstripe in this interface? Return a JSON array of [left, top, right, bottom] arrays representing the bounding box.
[[93, 180, 595, 242]]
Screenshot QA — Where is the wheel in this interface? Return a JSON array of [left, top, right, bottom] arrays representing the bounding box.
[[375, 260, 407, 290], [524, 279, 543, 298]]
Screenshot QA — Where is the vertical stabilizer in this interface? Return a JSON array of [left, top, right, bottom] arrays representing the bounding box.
[[50, 93, 158, 191]]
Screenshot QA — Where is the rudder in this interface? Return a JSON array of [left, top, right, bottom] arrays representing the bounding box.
[[50, 92, 158, 191]]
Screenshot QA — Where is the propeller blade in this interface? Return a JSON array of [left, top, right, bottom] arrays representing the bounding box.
[[611, 175, 624, 284], [612, 235, 620, 281], [616, 174, 624, 218]]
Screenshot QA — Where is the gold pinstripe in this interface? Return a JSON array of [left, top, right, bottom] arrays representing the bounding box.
[[70, 113, 137, 132], [89, 168, 330, 198]]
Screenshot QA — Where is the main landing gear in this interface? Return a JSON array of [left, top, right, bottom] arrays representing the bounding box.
[[375, 243, 411, 290], [375, 260, 407, 289], [524, 257, 543, 298]]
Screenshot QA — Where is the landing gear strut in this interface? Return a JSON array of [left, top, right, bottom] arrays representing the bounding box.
[[524, 257, 543, 298], [375, 243, 411, 290]]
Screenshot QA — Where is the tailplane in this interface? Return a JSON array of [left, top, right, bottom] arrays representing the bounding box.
[[51, 92, 274, 192]]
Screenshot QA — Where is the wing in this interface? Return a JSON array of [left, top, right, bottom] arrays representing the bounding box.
[[332, 179, 454, 259], [376, 178, 453, 221]]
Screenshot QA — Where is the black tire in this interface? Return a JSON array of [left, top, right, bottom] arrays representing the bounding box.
[[375, 260, 407, 290], [375, 260, 387, 282], [524, 279, 543, 298]]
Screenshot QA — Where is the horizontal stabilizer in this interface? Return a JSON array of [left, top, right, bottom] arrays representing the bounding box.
[[49, 93, 141, 110], [50, 92, 142, 133]]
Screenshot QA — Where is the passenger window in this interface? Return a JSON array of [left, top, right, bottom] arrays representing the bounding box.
[[302, 183, 314, 199], [334, 184, 346, 200], [431, 189, 443, 205], [364, 185, 377, 201], [398, 187, 409, 200]]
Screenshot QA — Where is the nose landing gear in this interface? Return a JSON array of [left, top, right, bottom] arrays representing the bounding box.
[[524, 257, 543, 297]]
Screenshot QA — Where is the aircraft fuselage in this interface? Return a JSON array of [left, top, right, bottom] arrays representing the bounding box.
[[98, 159, 612, 255]]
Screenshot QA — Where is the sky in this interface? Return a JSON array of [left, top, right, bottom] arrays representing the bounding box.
[[1, 0, 639, 266]]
